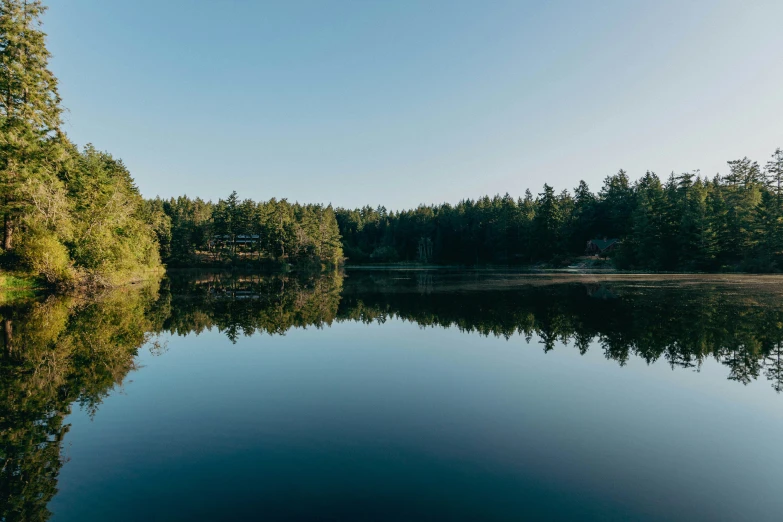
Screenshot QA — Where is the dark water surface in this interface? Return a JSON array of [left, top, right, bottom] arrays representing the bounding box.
[[3, 270, 783, 521]]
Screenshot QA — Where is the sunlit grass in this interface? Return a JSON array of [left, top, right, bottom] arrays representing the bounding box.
[[0, 271, 43, 303]]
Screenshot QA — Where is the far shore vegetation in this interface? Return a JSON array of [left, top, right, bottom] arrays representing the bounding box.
[[2, 0, 783, 298], [164, 149, 783, 274], [332, 149, 783, 272]]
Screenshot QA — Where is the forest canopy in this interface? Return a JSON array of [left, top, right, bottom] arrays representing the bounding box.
[[335, 149, 783, 272], [2, 0, 783, 286], [149, 192, 344, 270], [156, 146, 783, 274], [0, 0, 163, 288]]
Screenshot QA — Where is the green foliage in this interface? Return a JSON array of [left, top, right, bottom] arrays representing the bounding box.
[[16, 228, 72, 283], [0, 0, 62, 251], [0, 280, 163, 520], [0, 272, 33, 289], [0, 3, 162, 287], [337, 149, 783, 272], [0, 271, 40, 303], [5, 142, 164, 288], [64, 145, 161, 284], [159, 193, 343, 270], [4, 270, 783, 517], [3, 2, 781, 280], [162, 272, 343, 341]]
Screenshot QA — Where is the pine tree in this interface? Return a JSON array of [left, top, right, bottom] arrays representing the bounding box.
[[630, 172, 666, 269], [751, 190, 781, 270], [570, 180, 597, 252], [707, 177, 731, 268], [519, 189, 536, 261], [0, 0, 62, 250], [320, 205, 343, 267], [533, 184, 562, 259], [597, 170, 634, 239], [673, 171, 715, 269], [766, 148, 783, 213], [722, 158, 763, 265]]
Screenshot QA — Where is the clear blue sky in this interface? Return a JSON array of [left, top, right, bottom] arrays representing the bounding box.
[[45, 0, 783, 210]]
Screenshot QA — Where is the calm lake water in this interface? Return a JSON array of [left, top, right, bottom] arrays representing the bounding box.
[[3, 269, 783, 521]]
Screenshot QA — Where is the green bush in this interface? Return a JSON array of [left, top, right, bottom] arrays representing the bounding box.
[[17, 231, 76, 286]]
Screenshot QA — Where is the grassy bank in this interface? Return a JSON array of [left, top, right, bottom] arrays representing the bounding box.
[[0, 266, 166, 302], [0, 271, 44, 303]]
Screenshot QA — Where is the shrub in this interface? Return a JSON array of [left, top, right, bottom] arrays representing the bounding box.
[[17, 231, 76, 286]]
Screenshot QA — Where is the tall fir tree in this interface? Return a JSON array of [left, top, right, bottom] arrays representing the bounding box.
[[0, 0, 62, 250], [766, 148, 783, 213], [533, 184, 562, 259]]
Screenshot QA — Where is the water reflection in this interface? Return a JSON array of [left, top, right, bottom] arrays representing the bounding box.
[[342, 273, 783, 391], [161, 272, 343, 341], [163, 271, 783, 392], [0, 283, 164, 521], [2, 270, 783, 520]]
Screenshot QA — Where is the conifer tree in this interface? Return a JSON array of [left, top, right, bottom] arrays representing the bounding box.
[[630, 172, 666, 270], [0, 0, 62, 250], [766, 148, 783, 212], [533, 184, 562, 259]]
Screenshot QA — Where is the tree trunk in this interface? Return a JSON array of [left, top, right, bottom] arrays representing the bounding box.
[[3, 214, 12, 250], [3, 319, 12, 355]]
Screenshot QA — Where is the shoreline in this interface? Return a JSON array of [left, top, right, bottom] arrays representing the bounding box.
[[5, 265, 783, 305]]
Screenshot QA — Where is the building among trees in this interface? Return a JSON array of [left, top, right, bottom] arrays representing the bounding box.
[[586, 238, 620, 257]]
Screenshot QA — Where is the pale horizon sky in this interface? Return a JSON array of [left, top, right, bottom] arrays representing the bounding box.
[[45, 0, 783, 210]]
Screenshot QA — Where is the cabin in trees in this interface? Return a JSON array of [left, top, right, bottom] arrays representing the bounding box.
[[586, 238, 620, 257], [209, 234, 261, 250]]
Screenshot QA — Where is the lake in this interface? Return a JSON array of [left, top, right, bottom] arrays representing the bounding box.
[[2, 269, 783, 521]]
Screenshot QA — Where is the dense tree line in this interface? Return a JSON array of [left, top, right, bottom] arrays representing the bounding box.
[[4, 0, 782, 284], [0, 0, 163, 287], [158, 152, 783, 273], [150, 192, 343, 270], [337, 150, 783, 271]]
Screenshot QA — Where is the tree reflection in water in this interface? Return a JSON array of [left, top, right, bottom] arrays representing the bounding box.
[[2, 270, 783, 520], [0, 282, 165, 521]]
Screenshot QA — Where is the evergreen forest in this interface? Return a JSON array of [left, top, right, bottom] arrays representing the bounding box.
[[3, 0, 783, 292], [148, 192, 344, 270], [155, 152, 783, 273], [0, 0, 162, 288], [335, 154, 783, 272]]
